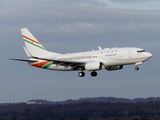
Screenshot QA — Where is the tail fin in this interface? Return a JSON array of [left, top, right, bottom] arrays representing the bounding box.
[[21, 28, 60, 57]]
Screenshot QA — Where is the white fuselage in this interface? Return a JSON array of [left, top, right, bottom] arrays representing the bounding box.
[[31, 47, 152, 71], [10, 28, 153, 77]]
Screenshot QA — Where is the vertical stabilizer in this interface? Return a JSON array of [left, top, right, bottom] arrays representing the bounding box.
[[21, 28, 60, 57]]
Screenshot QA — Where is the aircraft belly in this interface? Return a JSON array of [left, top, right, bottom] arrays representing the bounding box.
[[47, 64, 74, 71], [30, 61, 74, 71], [104, 58, 144, 66], [103, 59, 118, 66]]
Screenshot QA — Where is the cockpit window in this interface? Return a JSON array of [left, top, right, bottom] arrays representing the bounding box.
[[137, 50, 145, 53]]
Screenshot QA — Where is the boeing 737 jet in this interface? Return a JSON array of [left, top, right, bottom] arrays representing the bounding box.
[[10, 28, 152, 77]]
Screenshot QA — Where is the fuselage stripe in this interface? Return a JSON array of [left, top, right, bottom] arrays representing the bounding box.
[[31, 61, 51, 68], [42, 62, 53, 69]]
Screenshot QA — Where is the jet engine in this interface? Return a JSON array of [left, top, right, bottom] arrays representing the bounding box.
[[106, 65, 123, 71], [85, 62, 103, 71]]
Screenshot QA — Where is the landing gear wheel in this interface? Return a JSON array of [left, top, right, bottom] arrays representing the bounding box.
[[91, 71, 97, 77], [135, 67, 139, 71], [78, 72, 85, 77]]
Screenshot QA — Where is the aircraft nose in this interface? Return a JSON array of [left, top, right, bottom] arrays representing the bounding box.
[[145, 52, 152, 58]]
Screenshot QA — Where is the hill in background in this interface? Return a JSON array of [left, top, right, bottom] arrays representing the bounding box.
[[27, 96, 160, 105]]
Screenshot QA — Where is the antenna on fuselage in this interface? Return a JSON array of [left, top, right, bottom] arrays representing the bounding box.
[[98, 46, 102, 50]]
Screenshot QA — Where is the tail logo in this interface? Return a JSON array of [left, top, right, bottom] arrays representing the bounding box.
[[23, 35, 45, 50]]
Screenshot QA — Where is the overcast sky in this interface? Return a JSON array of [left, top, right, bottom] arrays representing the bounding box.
[[0, 0, 160, 103]]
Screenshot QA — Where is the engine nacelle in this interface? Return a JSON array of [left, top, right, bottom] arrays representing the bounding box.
[[85, 62, 102, 71], [106, 65, 123, 71]]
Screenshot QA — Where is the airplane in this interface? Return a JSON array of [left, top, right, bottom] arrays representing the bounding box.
[[10, 28, 152, 77]]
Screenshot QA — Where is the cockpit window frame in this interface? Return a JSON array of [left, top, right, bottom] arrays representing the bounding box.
[[137, 50, 145, 53]]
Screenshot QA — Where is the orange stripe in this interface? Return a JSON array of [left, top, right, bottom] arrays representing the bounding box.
[[23, 35, 40, 45], [31, 61, 50, 68]]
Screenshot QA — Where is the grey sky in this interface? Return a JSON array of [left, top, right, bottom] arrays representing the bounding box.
[[106, 0, 160, 10], [0, 0, 160, 102]]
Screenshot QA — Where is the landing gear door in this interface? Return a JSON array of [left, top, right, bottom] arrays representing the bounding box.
[[128, 50, 132, 58]]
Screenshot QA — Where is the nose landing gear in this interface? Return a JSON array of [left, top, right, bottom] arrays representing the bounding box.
[[135, 62, 143, 71], [135, 66, 139, 71]]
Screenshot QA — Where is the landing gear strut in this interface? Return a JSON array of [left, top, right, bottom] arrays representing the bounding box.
[[91, 71, 97, 77], [78, 72, 85, 77]]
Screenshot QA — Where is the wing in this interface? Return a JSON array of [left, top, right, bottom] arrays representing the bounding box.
[[32, 57, 86, 70], [10, 56, 86, 70]]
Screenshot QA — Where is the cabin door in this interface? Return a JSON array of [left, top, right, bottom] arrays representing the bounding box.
[[128, 50, 132, 58]]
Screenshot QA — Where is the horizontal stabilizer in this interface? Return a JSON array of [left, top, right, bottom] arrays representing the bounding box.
[[9, 58, 37, 62]]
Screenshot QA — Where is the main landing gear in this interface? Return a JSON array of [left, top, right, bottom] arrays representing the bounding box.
[[78, 71, 97, 77], [90, 71, 97, 77], [78, 71, 85, 77]]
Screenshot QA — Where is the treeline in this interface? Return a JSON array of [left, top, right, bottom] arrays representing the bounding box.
[[0, 102, 160, 120], [27, 97, 160, 104]]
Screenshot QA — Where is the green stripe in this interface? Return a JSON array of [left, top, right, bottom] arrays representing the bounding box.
[[42, 62, 53, 69], [24, 39, 46, 50]]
